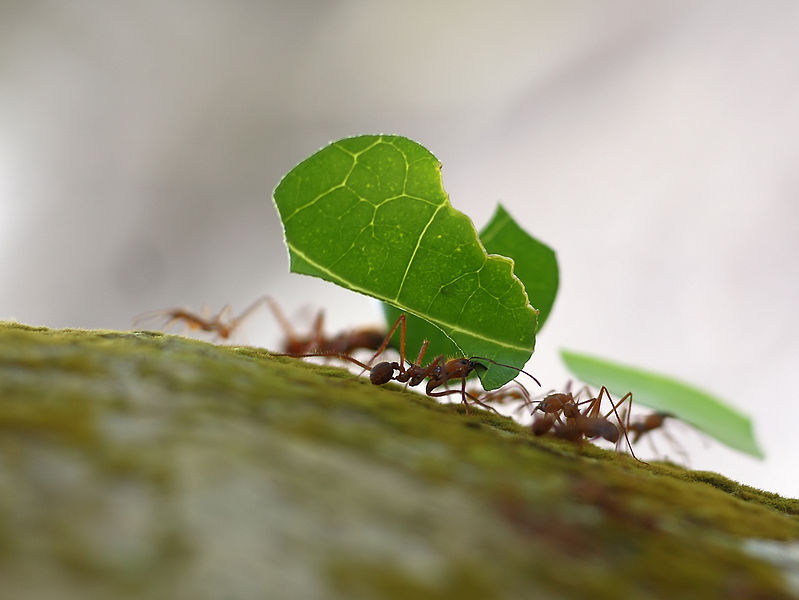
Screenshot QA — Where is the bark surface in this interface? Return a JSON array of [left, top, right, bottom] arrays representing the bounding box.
[[1, 321, 797, 599]]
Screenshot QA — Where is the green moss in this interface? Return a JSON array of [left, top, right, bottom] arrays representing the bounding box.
[[1, 320, 798, 599]]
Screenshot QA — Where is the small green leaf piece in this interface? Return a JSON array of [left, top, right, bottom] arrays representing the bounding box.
[[273, 135, 537, 389], [560, 349, 763, 458], [480, 204, 558, 331]]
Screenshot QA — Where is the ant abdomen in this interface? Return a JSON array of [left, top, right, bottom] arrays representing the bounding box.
[[582, 417, 619, 444], [532, 413, 555, 436], [369, 362, 397, 385]]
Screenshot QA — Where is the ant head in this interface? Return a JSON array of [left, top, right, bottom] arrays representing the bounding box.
[[470, 360, 488, 373], [442, 357, 480, 379]]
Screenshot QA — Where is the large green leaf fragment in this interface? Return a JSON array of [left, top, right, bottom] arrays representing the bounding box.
[[273, 135, 537, 389], [561, 349, 763, 458], [382, 204, 557, 383], [480, 204, 558, 331]]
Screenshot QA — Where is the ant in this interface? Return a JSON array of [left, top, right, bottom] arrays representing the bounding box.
[[628, 412, 673, 444], [623, 410, 692, 464], [532, 386, 642, 462], [279, 313, 541, 413], [261, 297, 386, 356], [134, 296, 386, 356], [134, 297, 270, 340]]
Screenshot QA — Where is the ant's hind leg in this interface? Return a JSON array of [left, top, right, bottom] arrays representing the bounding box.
[[604, 390, 643, 463], [365, 314, 407, 370]]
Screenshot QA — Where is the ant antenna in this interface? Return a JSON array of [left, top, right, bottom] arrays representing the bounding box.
[[468, 356, 541, 387]]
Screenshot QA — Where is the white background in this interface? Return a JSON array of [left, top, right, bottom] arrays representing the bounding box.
[[1, 2, 797, 496]]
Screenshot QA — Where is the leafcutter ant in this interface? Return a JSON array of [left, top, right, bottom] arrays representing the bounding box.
[[279, 313, 541, 413], [628, 412, 673, 444], [133, 297, 268, 340], [623, 410, 692, 464], [532, 385, 642, 462], [261, 297, 386, 356], [135, 296, 386, 356]]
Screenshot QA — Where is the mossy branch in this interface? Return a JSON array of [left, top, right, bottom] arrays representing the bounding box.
[[1, 321, 797, 599]]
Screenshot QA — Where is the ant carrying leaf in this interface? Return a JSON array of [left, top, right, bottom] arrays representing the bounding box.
[[272, 135, 537, 391], [278, 314, 541, 413]]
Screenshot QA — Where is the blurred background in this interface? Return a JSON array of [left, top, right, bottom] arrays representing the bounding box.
[[1, 2, 797, 496]]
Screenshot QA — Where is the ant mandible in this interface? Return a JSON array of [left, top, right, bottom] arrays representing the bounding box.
[[280, 313, 541, 413], [134, 296, 387, 356]]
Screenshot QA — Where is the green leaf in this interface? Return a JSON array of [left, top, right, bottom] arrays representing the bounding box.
[[381, 204, 558, 381], [480, 204, 558, 331], [273, 135, 537, 389], [560, 349, 763, 458]]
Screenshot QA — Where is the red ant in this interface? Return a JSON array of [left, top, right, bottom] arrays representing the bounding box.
[[532, 386, 642, 462], [280, 313, 541, 413], [261, 297, 386, 356], [133, 299, 267, 340], [134, 296, 386, 356], [628, 412, 673, 444], [623, 410, 692, 464]]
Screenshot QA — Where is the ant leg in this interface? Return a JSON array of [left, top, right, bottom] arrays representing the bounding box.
[[658, 425, 691, 466], [161, 314, 189, 333], [568, 390, 601, 423], [413, 340, 429, 367], [134, 305, 234, 338], [163, 309, 215, 335], [646, 432, 660, 458], [461, 377, 502, 414], [598, 388, 642, 463], [411, 354, 441, 388], [264, 297, 304, 349], [223, 296, 273, 337], [427, 387, 500, 415], [364, 314, 407, 370], [617, 405, 632, 451], [579, 393, 602, 419], [571, 385, 593, 404], [398, 339, 430, 391], [309, 310, 325, 352], [482, 382, 533, 414], [203, 304, 234, 340], [275, 351, 372, 372], [213, 304, 233, 322]]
